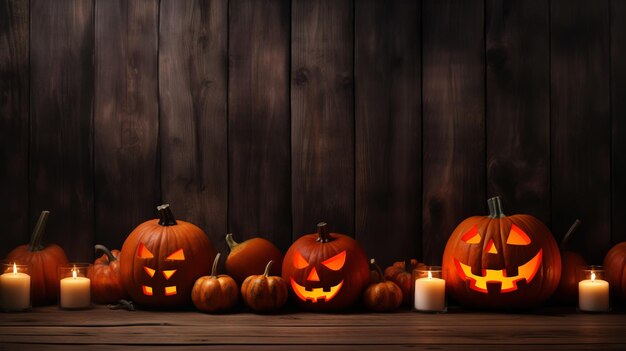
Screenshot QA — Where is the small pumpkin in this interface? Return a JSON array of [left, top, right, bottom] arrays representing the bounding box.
[[241, 260, 288, 312], [225, 233, 283, 285], [120, 204, 217, 308], [282, 222, 370, 311], [384, 258, 426, 306], [6, 211, 69, 305], [603, 242, 626, 301], [192, 253, 239, 313], [555, 220, 587, 303], [442, 196, 561, 309], [364, 259, 403, 312], [91, 245, 127, 304]]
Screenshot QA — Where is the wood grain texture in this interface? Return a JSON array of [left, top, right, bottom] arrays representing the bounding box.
[[0, 0, 29, 256], [422, 0, 486, 265], [159, 0, 228, 252], [29, 0, 94, 262], [486, 0, 550, 224], [228, 0, 291, 252], [291, 0, 355, 239], [612, 0, 626, 245], [94, 0, 159, 251], [355, 0, 421, 267], [551, 0, 610, 262]]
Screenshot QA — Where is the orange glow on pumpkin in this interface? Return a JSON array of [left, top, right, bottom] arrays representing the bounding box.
[[507, 225, 531, 245], [166, 248, 185, 260], [137, 243, 154, 259], [165, 286, 177, 296], [162, 270, 176, 280]]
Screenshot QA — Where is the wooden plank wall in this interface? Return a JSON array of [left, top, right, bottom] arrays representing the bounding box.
[[0, 0, 623, 267]]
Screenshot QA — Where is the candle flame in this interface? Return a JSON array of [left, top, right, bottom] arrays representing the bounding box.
[[428, 271, 433, 279], [12, 262, 17, 274], [591, 272, 596, 281], [72, 267, 77, 279]]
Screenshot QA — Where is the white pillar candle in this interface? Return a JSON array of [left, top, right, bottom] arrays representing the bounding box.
[[414, 271, 446, 312], [60, 269, 91, 309], [0, 263, 31, 311], [578, 272, 609, 312]]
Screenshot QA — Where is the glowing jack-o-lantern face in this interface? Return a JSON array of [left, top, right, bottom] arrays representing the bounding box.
[[282, 223, 370, 311], [120, 205, 216, 308], [442, 197, 561, 309]]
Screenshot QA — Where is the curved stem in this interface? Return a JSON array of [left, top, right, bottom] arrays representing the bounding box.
[[263, 260, 274, 277], [404, 258, 412, 273], [488, 196, 506, 218], [560, 219, 582, 250], [157, 204, 177, 226], [370, 259, 385, 282], [211, 253, 221, 277], [225, 233, 239, 250], [95, 245, 117, 262], [29, 211, 50, 251], [316, 222, 331, 242]]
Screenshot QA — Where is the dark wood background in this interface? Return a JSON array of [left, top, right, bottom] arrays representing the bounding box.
[[1, 0, 624, 267]]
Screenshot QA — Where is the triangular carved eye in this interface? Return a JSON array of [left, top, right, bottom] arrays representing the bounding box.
[[294, 251, 309, 269], [322, 251, 346, 271], [166, 248, 185, 260], [461, 225, 481, 244], [507, 224, 531, 245], [137, 243, 154, 259]]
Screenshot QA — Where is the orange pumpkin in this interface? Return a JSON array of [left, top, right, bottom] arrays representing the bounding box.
[[384, 258, 426, 306], [91, 245, 127, 304], [120, 204, 216, 308], [442, 196, 561, 309], [192, 253, 239, 313], [555, 220, 587, 303], [282, 222, 370, 311], [364, 259, 402, 312], [604, 242, 626, 301], [225, 233, 283, 285], [6, 211, 69, 305], [241, 260, 288, 312]]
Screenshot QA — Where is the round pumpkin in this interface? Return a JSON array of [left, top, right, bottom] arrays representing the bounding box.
[[442, 196, 561, 309], [384, 258, 426, 306], [91, 244, 128, 304], [282, 222, 370, 311], [241, 260, 288, 312], [364, 259, 402, 312], [555, 220, 587, 303], [192, 253, 239, 313], [6, 211, 69, 305], [225, 233, 283, 285], [604, 242, 626, 301], [120, 204, 216, 308]]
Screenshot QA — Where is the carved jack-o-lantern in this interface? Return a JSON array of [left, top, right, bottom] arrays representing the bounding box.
[[120, 205, 216, 308], [442, 197, 561, 309], [282, 222, 369, 311]]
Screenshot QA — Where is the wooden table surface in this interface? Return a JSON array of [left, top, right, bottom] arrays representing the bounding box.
[[1, 305, 626, 350]]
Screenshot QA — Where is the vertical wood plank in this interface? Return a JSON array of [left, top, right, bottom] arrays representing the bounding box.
[[94, 0, 159, 250], [0, 0, 29, 256], [486, 0, 550, 223], [551, 0, 610, 262], [355, 0, 421, 266], [422, 0, 485, 265], [291, 0, 354, 238], [612, 0, 626, 244], [30, 0, 94, 262], [159, 0, 228, 251], [228, 0, 291, 252]]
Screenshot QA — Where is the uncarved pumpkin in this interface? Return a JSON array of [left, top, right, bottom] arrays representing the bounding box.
[[120, 204, 216, 308], [384, 258, 426, 306], [282, 222, 370, 311], [91, 245, 128, 304], [555, 220, 587, 303], [604, 242, 626, 301], [442, 196, 561, 309], [6, 211, 69, 305], [364, 259, 402, 312], [241, 260, 288, 312], [192, 253, 239, 313], [225, 233, 283, 285]]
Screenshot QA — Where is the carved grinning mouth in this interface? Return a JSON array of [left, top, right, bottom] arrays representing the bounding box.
[[454, 249, 543, 293], [290, 278, 344, 303]]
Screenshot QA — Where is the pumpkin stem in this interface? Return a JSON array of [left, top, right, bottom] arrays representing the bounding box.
[[95, 244, 117, 262], [225, 233, 239, 250], [211, 253, 221, 277], [263, 260, 275, 277], [29, 210, 50, 251], [488, 196, 506, 218], [404, 258, 412, 273], [157, 204, 177, 226], [370, 259, 385, 282], [316, 222, 331, 243], [560, 219, 582, 250]]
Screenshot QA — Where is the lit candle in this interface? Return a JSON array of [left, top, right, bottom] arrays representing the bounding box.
[[578, 272, 609, 312], [414, 270, 446, 312], [0, 263, 31, 311], [60, 266, 91, 309]]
